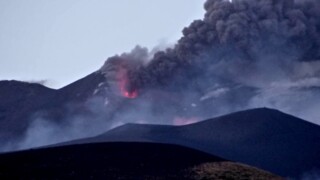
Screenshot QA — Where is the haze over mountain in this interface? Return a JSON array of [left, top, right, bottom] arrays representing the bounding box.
[[1, 1, 320, 179], [0, 0, 320, 173]]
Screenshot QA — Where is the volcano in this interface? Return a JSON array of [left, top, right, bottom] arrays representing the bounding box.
[[1, 0, 320, 178], [2, 0, 320, 151]]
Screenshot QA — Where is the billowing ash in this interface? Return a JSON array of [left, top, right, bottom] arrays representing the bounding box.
[[7, 0, 320, 152], [100, 0, 320, 124]]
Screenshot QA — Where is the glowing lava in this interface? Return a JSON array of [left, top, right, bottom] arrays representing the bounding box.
[[118, 68, 138, 99], [122, 86, 138, 99]]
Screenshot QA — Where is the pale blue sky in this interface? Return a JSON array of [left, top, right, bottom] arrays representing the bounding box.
[[0, 0, 205, 88]]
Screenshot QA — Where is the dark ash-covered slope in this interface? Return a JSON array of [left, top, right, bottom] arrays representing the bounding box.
[[0, 72, 112, 148], [0, 81, 56, 145], [64, 108, 320, 178], [0, 142, 282, 179]]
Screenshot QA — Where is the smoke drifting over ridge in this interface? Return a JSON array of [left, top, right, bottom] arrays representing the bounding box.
[[99, 0, 320, 124], [5, 0, 320, 152]]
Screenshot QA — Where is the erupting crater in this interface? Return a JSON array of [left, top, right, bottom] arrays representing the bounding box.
[[117, 68, 138, 99]]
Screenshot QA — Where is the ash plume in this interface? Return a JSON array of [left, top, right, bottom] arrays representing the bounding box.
[[5, 0, 320, 152], [133, 0, 320, 88], [101, 0, 320, 123]]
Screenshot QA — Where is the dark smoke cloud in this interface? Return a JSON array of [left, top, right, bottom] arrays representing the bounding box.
[[100, 46, 149, 95], [102, 0, 320, 90], [101, 0, 320, 123], [5, 0, 320, 152], [132, 0, 320, 89]]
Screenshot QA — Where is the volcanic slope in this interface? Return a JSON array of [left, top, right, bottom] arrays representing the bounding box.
[[0, 72, 111, 147], [0, 142, 281, 179], [64, 108, 320, 178], [0, 80, 56, 144]]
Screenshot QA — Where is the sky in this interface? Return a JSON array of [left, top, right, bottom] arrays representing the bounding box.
[[0, 0, 205, 89]]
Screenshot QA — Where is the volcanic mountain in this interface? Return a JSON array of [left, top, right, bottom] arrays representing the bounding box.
[[0, 80, 56, 145], [2, 0, 320, 152], [1, 0, 320, 178], [60, 108, 320, 178], [0, 72, 109, 149]]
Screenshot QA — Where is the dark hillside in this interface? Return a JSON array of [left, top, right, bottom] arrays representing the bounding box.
[[0, 81, 56, 144], [62, 108, 320, 178], [0, 142, 282, 179]]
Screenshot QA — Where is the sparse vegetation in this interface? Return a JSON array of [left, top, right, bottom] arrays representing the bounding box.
[[191, 162, 283, 180]]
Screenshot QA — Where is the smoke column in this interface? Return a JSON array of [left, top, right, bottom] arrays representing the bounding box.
[[6, 0, 320, 152], [101, 0, 320, 124]]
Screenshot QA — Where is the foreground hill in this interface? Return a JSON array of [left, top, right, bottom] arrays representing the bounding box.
[[0, 142, 281, 179], [63, 108, 320, 178]]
